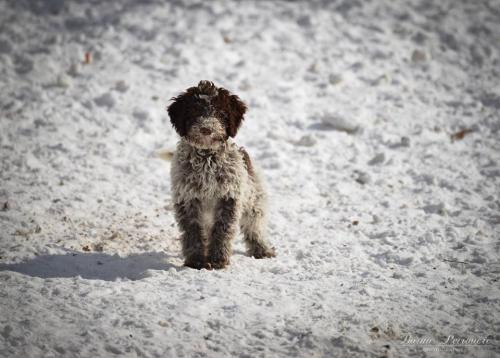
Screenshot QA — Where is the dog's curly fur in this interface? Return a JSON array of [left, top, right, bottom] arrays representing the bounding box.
[[167, 80, 276, 269]]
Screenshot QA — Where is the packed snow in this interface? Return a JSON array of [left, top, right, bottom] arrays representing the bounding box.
[[1, 0, 499, 357]]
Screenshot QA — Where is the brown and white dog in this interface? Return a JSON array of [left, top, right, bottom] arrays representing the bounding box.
[[167, 80, 276, 269]]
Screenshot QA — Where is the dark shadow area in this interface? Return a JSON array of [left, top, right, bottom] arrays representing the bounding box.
[[0, 251, 181, 281]]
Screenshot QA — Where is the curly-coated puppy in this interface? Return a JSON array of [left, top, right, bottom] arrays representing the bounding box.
[[167, 80, 276, 269]]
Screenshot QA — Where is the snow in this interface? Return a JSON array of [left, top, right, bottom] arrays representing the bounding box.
[[1, 0, 499, 357]]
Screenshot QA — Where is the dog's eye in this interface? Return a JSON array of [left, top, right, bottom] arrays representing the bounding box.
[[218, 112, 228, 121], [189, 106, 203, 117]]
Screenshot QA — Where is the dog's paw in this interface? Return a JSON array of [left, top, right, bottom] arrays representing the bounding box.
[[250, 246, 276, 259], [184, 256, 208, 270], [206, 254, 230, 270], [207, 260, 229, 270], [207, 248, 230, 270]]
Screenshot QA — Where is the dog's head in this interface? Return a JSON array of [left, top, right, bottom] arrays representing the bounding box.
[[167, 80, 247, 149]]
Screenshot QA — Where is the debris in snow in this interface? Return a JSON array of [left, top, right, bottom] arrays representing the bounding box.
[[115, 80, 129, 93], [132, 108, 150, 121], [14, 224, 41, 237], [354, 170, 371, 185], [422, 202, 446, 215], [367, 153, 385, 165], [319, 112, 359, 133], [297, 15, 312, 28], [295, 134, 316, 147], [84, 52, 92, 64], [92, 243, 104, 252], [451, 128, 475, 142], [328, 73, 343, 85], [94, 92, 116, 108], [67, 62, 81, 77], [107, 232, 122, 240], [156, 149, 174, 161], [399, 136, 410, 147], [388, 136, 410, 148], [14, 229, 30, 237], [411, 49, 427, 62], [55, 74, 71, 88], [14, 56, 34, 74]]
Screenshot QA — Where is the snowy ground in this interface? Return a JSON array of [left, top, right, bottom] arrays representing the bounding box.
[[1, 0, 500, 357]]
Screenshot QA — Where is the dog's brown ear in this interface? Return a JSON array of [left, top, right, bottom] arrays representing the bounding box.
[[167, 93, 189, 136], [217, 88, 247, 138]]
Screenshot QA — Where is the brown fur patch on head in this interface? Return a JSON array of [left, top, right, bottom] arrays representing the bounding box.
[[167, 80, 247, 138], [167, 92, 193, 137], [214, 88, 247, 138]]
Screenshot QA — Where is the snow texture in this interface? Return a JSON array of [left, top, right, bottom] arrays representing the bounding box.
[[1, 0, 500, 357]]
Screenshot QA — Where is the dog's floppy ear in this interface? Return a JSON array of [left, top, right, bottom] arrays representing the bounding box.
[[217, 88, 247, 138], [167, 93, 189, 137]]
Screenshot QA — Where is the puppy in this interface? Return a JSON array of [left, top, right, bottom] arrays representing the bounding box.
[[167, 80, 276, 269]]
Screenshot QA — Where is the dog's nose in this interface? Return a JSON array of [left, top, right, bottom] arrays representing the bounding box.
[[200, 127, 212, 136]]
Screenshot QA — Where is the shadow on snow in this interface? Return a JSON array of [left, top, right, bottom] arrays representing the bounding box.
[[0, 251, 181, 281]]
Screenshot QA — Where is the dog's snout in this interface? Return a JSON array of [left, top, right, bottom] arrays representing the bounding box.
[[200, 127, 212, 136]]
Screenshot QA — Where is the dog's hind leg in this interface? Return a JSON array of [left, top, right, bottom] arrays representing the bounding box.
[[240, 196, 276, 259], [174, 199, 207, 269]]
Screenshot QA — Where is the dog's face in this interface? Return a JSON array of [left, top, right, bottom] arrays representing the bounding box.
[[167, 80, 247, 150]]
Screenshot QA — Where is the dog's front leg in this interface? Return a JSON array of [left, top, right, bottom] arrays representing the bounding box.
[[207, 197, 238, 269], [174, 199, 207, 269]]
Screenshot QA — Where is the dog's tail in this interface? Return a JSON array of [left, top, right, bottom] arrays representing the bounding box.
[[155, 149, 174, 161]]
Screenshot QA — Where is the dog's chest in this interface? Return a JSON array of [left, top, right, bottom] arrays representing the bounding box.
[[200, 197, 217, 236], [181, 154, 236, 198]]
